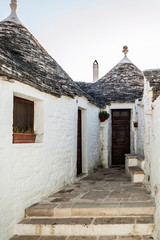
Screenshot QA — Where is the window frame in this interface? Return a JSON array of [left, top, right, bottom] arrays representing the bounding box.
[[13, 96, 34, 132]]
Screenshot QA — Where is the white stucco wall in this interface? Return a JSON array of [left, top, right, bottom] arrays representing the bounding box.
[[143, 76, 160, 239], [143, 78, 153, 190], [144, 94, 160, 240], [100, 106, 111, 168], [135, 100, 144, 155], [0, 77, 100, 240], [75, 97, 100, 173], [100, 103, 138, 167], [150, 96, 160, 240]]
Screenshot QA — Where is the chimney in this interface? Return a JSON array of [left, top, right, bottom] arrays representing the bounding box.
[[93, 60, 99, 83]]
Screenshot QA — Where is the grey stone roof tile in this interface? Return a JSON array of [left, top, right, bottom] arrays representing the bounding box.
[[77, 61, 144, 107], [0, 22, 145, 108], [143, 69, 160, 89], [0, 21, 86, 99]]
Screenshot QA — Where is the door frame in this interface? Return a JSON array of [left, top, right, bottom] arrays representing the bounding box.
[[76, 107, 88, 176], [111, 109, 131, 166], [109, 103, 135, 167], [77, 109, 82, 175]]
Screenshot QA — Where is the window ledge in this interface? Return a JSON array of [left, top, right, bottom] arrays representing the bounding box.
[[12, 142, 43, 148]]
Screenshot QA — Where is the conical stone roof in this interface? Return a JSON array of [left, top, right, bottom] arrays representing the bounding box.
[[78, 49, 144, 107], [0, 21, 87, 99]]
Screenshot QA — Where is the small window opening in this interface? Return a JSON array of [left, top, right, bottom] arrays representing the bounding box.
[[13, 96, 34, 133]]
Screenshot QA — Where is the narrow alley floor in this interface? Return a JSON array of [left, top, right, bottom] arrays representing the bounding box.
[[11, 167, 154, 240], [38, 166, 153, 206]]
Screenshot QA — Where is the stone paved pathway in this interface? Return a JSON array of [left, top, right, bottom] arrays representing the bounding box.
[[11, 167, 155, 240], [37, 166, 152, 206], [11, 235, 154, 239]]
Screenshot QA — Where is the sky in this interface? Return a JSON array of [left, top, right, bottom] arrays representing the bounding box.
[[0, 0, 160, 82]]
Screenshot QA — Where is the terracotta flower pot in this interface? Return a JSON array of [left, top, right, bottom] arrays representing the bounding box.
[[13, 133, 36, 143], [134, 122, 138, 128], [100, 118, 106, 122]]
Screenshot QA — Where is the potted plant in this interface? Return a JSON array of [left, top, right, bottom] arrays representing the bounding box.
[[134, 122, 138, 128], [13, 126, 36, 143], [99, 110, 110, 122]]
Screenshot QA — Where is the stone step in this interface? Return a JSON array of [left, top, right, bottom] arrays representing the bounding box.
[[26, 202, 155, 217], [126, 166, 145, 183], [14, 217, 155, 236], [10, 235, 154, 240], [125, 154, 145, 170], [136, 156, 145, 170]]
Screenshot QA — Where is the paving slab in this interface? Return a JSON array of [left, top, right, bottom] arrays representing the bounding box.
[[33, 167, 153, 207], [40, 237, 67, 240], [68, 237, 97, 240], [15, 167, 155, 239], [10, 236, 154, 240], [98, 237, 116, 240], [25, 167, 154, 219], [10, 236, 41, 240]]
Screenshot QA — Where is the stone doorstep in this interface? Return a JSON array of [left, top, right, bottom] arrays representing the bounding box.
[[126, 158, 144, 169], [125, 154, 144, 161], [127, 167, 145, 183], [125, 154, 138, 159], [137, 160, 145, 170], [10, 235, 154, 240], [129, 167, 144, 175], [125, 158, 137, 168], [125, 154, 145, 170], [26, 202, 155, 217], [125, 167, 145, 183], [14, 216, 155, 236]]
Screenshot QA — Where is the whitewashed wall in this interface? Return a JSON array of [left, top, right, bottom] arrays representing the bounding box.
[[0, 77, 100, 240], [100, 106, 111, 168], [143, 76, 160, 239], [150, 96, 160, 240], [143, 78, 153, 190], [135, 99, 144, 155], [75, 96, 100, 173], [100, 103, 138, 167]]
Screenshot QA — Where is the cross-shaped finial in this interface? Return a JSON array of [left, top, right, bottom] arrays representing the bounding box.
[[122, 46, 129, 55]]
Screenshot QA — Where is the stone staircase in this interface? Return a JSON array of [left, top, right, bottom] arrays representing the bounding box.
[[10, 167, 155, 240], [125, 154, 145, 183]]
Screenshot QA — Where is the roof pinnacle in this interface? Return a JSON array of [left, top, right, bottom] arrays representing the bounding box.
[[2, 0, 23, 25], [122, 46, 129, 56], [119, 46, 132, 64], [10, 0, 18, 12]]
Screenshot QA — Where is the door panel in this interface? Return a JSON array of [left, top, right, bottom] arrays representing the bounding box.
[[112, 110, 130, 165]]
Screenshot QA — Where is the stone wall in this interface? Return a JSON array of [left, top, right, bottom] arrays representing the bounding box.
[[143, 76, 160, 239], [143, 78, 153, 190], [0, 77, 100, 240], [100, 103, 138, 167], [135, 99, 144, 155], [150, 96, 160, 240]]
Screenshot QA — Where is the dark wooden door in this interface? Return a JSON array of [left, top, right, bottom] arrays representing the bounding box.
[[112, 110, 130, 165], [77, 109, 82, 175]]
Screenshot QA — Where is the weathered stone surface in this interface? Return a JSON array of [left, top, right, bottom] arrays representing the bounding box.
[[40, 237, 67, 240], [77, 62, 144, 107], [144, 69, 160, 101], [21, 218, 94, 225], [25, 167, 154, 217], [10, 236, 154, 240], [10, 236, 40, 240], [0, 22, 93, 102], [68, 237, 97, 240], [13, 169, 155, 237]]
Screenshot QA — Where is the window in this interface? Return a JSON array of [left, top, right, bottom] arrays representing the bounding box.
[[13, 96, 34, 133]]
